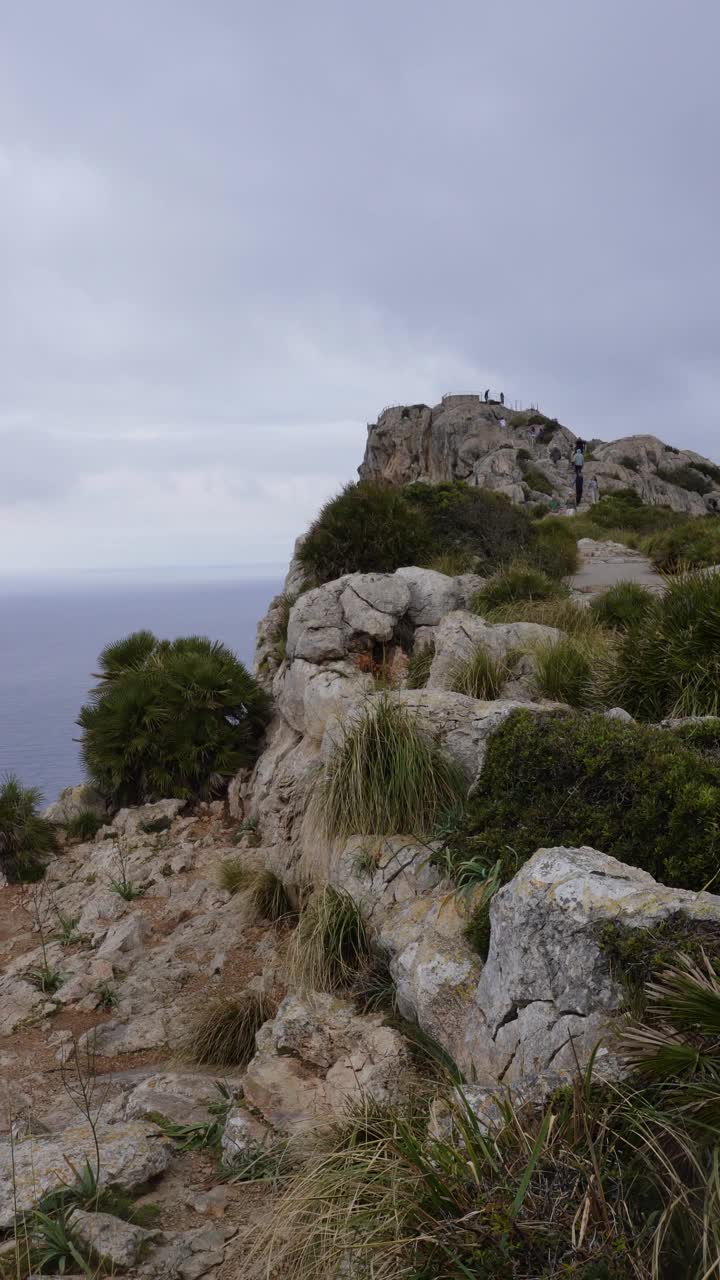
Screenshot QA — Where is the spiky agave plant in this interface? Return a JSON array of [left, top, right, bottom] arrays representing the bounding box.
[[0, 774, 57, 881], [78, 632, 271, 806]]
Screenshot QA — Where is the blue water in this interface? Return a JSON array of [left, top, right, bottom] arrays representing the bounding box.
[[0, 572, 283, 804]]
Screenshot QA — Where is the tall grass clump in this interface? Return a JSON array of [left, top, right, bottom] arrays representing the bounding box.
[[0, 774, 58, 882], [472, 562, 564, 613], [481, 595, 604, 638], [289, 885, 372, 992], [64, 808, 105, 842], [449, 646, 509, 701], [642, 517, 720, 571], [531, 635, 602, 707], [218, 859, 292, 920], [589, 580, 657, 631], [180, 993, 274, 1067], [451, 709, 720, 892], [405, 643, 434, 689], [528, 517, 579, 578], [78, 632, 271, 806], [607, 569, 720, 718], [316, 696, 466, 839]]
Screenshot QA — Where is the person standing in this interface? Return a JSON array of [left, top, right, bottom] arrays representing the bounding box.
[[499, 416, 507, 430], [529, 425, 537, 447], [573, 442, 585, 506], [588, 476, 600, 504], [500, 391, 505, 405], [484, 388, 490, 403]]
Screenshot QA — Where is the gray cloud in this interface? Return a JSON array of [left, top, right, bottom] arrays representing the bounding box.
[[1, 0, 719, 568]]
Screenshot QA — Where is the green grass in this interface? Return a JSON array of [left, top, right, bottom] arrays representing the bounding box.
[[641, 518, 720, 571], [589, 581, 657, 631], [109, 876, 144, 901], [521, 461, 554, 496], [472, 562, 565, 613], [180, 993, 274, 1067], [217, 859, 292, 920], [405, 643, 434, 689], [450, 708, 720, 893], [421, 551, 478, 576], [289, 885, 372, 993], [64, 808, 105, 842], [316, 696, 466, 839], [482, 595, 605, 638], [528, 517, 579, 577], [27, 963, 64, 994], [605, 568, 720, 718], [531, 634, 612, 708], [0, 773, 58, 882], [449, 646, 510, 700], [657, 464, 712, 495]]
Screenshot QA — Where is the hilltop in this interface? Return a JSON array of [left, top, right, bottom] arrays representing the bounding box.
[[359, 393, 720, 513]]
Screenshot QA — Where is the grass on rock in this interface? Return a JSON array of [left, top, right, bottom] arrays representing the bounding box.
[[589, 580, 657, 631], [316, 695, 466, 840], [218, 859, 292, 920], [289, 885, 372, 993], [64, 808, 105, 842], [404, 644, 434, 689], [531, 634, 611, 708], [472, 563, 564, 614], [449, 646, 510, 701], [180, 993, 274, 1068]]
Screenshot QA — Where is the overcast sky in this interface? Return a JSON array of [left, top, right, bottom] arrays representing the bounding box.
[[1, 1, 719, 573]]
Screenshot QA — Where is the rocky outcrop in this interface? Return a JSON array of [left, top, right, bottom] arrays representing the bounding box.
[[359, 396, 720, 513], [43, 783, 106, 825], [243, 992, 410, 1134]]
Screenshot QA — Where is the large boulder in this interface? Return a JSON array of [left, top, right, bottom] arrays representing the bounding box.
[[0, 1121, 172, 1229], [43, 784, 106, 825], [243, 993, 410, 1134], [427, 610, 563, 693]]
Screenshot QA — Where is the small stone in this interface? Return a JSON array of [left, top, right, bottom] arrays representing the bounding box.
[[72, 1208, 158, 1268]]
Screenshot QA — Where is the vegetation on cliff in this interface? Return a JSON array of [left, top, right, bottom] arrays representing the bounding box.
[[78, 631, 270, 807], [0, 774, 58, 882]]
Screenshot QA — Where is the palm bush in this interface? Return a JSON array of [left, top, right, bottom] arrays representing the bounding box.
[[78, 632, 271, 806], [179, 993, 274, 1068], [0, 774, 57, 882], [449, 646, 509, 700], [472, 562, 564, 613], [606, 569, 720, 718], [589, 580, 657, 631], [289, 885, 372, 992], [316, 696, 466, 839]]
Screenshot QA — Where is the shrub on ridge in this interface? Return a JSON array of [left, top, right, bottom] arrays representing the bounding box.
[[0, 774, 58, 882], [78, 632, 271, 807]]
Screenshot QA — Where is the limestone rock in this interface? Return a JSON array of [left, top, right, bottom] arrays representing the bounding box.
[[71, 1208, 158, 1269], [43, 784, 106, 826], [112, 799, 186, 836], [0, 1121, 172, 1229], [124, 1072, 240, 1128], [427, 610, 563, 693], [243, 993, 409, 1133], [466, 845, 720, 1085], [272, 657, 373, 740], [220, 1105, 270, 1164]]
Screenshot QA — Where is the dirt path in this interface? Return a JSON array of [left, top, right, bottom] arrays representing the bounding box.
[[570, 537, 665, 597]]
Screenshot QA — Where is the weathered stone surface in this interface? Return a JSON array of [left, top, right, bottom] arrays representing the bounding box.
[[72, 1208, 158, 1268], [339, 574, 411, 639], [393, 567, 463, 625], [43, 784, 106, 826], [137, 1223, 227, 1278], [243, 993, 409, 1133], [112, 799, 186, 836], [427, 610, 563, 693], [220, 1105, 269, 1164], [0, 1122, 172, 1229], [285, 581, 347, 663], [124, 1072, 240, 1128], [466, 845, 720, 1085], [273, 657, 373, 740]]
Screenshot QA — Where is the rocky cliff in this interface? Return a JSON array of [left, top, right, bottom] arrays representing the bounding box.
[[358, 394, 720, 512]]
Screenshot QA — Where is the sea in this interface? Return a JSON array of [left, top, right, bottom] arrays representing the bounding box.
[[0, 569, 283, 806]]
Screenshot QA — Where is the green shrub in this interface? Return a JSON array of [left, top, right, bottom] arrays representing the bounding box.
[[289, 886, 372, 992], [642, 518, 720, 571], [529, 518, 579, 578], [482, 596, 605, 638], [473, 563, 564, 613], [669, 717, 720, 760], [180, 993, 274, 1067], [452, 709, 720, 892], [422, 551, 478, 576], [78, 632, 271, 807], [695, 459, 720, 487], [138, 814, 172, 835], [589, 581, 657, 631], [657, 464, 712, 495], [582, 489, 682, 536], [531, 636, 601, 708], [598, 916, 720, 1018], [316, 695, 466, 839], [405, 482, 536, 574], [0, 774, 58, 882], [620, 455, 640, 472], [520, 462, 554, 496], [298, 482, 430, 584], [606, 569, 720, 718], [405, 643, 434, 689], [64, 809, 105, 842], [449, 647, 510, 701]]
